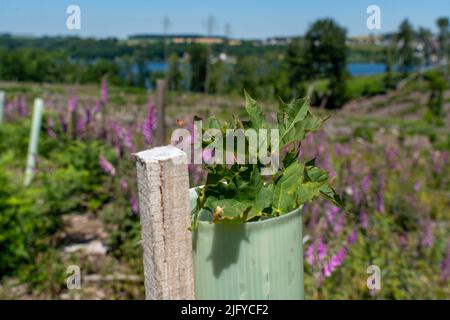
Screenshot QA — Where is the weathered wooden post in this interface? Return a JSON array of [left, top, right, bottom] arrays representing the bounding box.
[[155, 79, 166, 146], [0, 91, 5, 124], [134, 145, 195, 299], [24, 98, 44, 186]]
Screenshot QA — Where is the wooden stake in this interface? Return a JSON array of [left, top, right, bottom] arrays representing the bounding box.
[[155, 79, 166, 146], [24, 98, 44, 186], [135, 145, 194, 300]]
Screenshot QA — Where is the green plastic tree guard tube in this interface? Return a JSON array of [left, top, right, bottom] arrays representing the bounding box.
[[189, 188, 305, 300], [0, 91, 4, 124], [24, 98, 44, 186]]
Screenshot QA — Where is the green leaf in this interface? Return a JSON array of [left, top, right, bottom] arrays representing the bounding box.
[[305, 165, 328, 184], [272, 162, 303, 214], [282, 148, 300, 169], [320, 185, 344, 208], [244, 90, 266, 131], [278, 98, 308, 137], [209, 199, 253, 223], [276, 97, 327, 148]]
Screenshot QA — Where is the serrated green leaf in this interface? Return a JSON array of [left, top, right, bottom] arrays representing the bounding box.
[[273, 162, 303, 214], [320, 185, 344, 208], [244, 90, 266, 131]]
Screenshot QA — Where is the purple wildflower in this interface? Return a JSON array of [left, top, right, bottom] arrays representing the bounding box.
[[143, 98, 156, 144], [47, 117, 57, 138], [362, 175, 371, 193], [68, 97, 77, 113], [347, 230, 358, 244], [420, 220, 434, 248], [334, 214, 345, 235], [374, 174, 385, 213], [414, 180, 421, 192], [18, 96, 28, 117], [76, 115, 85, 136], [99, 155, 116, 176], [306, 244, 315, 266], [130, 193, 139, 215], [5, 97, 13, 118], [399, 234, 408, 247], [94, 100, 101, 114], [359, 211, 369, 229], [323, 247, 348, 278], [109, 121, 135, 155], [317, 238, 327, 263], [334, 143, 351, 158], [101, 76, 108, 104], [325, 204, 340, 225], [59, 114, 68, 133], [443, 151, 449, 166], [85, 108, 92, 125], [440, 244, 450, 282], [431, 151, 443, 174], [123, 128, 135, 153], [119, 178, 129, 190], [352, 184, 362, 205], [384, 146, 399, 171]]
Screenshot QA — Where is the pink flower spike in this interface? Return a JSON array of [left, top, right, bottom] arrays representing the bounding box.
[[99, 154, 116, 176], [101, 76, 108, 104]]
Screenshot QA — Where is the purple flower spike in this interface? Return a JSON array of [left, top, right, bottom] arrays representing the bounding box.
[[47, 117, 57, 138], [119, 178, 129, 190], [76, 115, 85, 136], [362, 175, 371, 193], [59, 114, 68, 133], [99, 155, 116, 176], [440, 244, 450, 282], [101, 76, 108, 104], [143, 98, 156, 144], [94, 100, 101, 114], [123, 128, 135, 153], [347, 230, 358, 244], [306, 244, 315, 266], [130, 194, 139, 215], [18, 96, 28, 117], [420, 220, 434, 248], [85, 108, 92, 125], [317, 238, 328, 263], [359, 211, 369, 229], [68, 97, 77, 113]]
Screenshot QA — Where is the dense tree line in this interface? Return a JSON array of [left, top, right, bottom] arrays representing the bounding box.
[[0, 16, 448, 108]]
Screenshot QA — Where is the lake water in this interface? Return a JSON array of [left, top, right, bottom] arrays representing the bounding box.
[[147, 61, 387, 77], [347, 63, 386, 76]]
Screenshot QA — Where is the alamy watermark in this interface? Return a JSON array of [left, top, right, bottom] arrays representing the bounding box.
[[366, 5, 381, 30], [66, 5, 81, 30], [66, 265, 81, 290], [366, 265, 381, 290]]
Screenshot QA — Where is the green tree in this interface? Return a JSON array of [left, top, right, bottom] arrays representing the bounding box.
[[233, 56, 260, 97], [188, 44, 207, 92], [417, 27, 434, 66], [208, 59, 226, 94], [383, 46, 397, 89], [395, 19, 416, 76], [436, 17, 449, 60], [167, 53, 182, 91], [304, 19, 348, 108], [286, 38, 308, 97]]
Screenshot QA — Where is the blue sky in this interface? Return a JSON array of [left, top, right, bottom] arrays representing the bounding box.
[[0, 0, 448, 39]]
